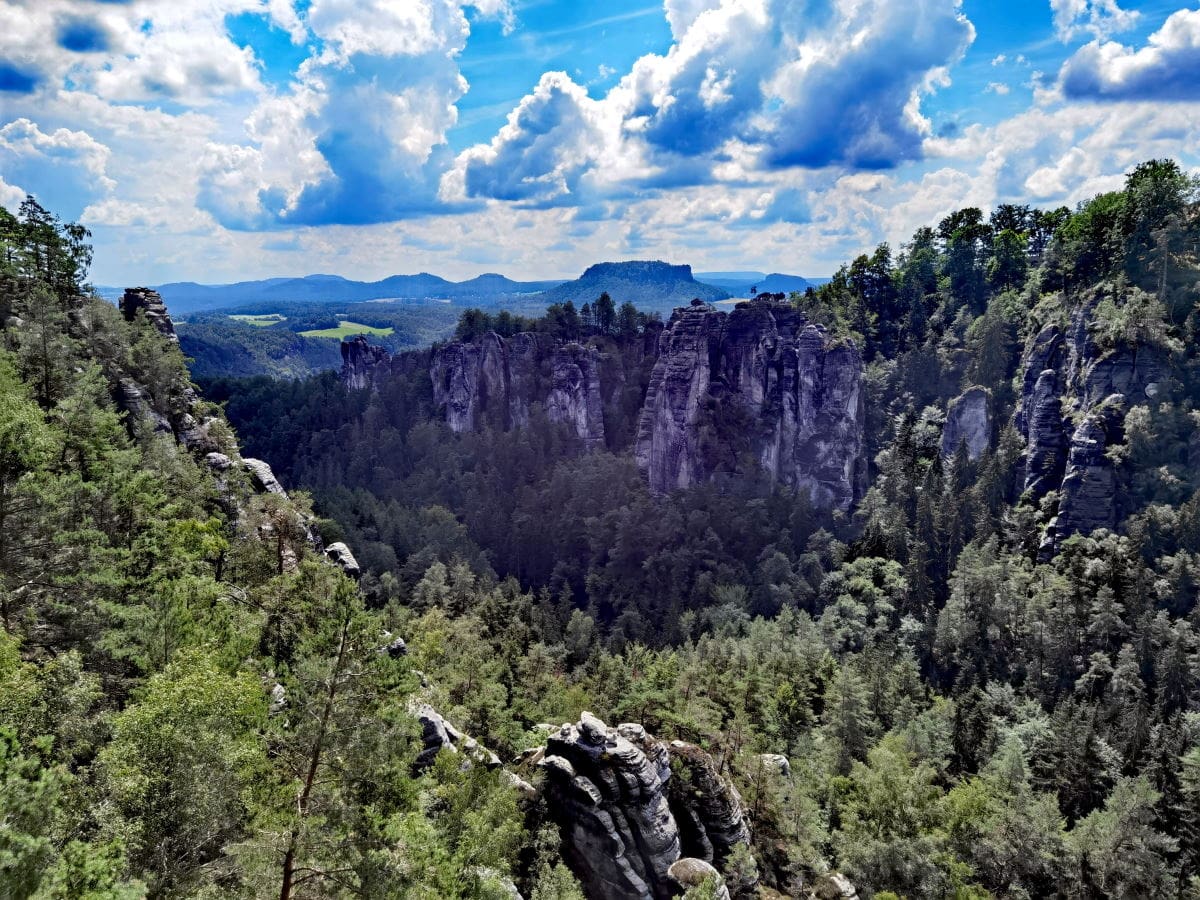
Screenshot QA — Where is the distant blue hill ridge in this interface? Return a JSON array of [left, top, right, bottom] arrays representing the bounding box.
[[93, 262, 831, 316]]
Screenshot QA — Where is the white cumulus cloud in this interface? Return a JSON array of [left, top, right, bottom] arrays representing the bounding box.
[[1059, 7, 1200, 100], [1050, 0, 1139, 42]]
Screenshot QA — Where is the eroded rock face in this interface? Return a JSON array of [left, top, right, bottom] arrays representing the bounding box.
[[243, 458, 287, 496], [546, 343, 607, 449], [429, 332, 609, 446], [120, 287, 177, 343], [634, 299, 865, 508], [1053, 403, 1123, 543], [941, 386, 992, 462], [341, 335, 392, 390], [1014, 292, 1172, 553], [538, 713, 754, 900], [324, 541, 361, 579], [413, 702, 502, 770], [668, 740, 751, 871]]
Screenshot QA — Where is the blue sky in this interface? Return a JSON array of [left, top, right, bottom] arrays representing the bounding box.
[[1, 0, 1198, 284]]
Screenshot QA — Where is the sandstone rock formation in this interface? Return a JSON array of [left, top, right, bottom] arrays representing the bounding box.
[[413, 701, 503, 770], [429, 332, 609, 446], [324, 541, 361, 579], [538, 712, 754, 900], [344, 298, 863, 508], [941, 386, 992, 462], [120, 287, 178, 343], [668, 739, 752, 871], [1014, 292, 1173, 553], [813, 872, 860, 900], [634, 299, 865, 508], [242, 458, 287, 495], [412, 702, 537, 798], [1052, 403, 1123, 543], [341, 335, 392, 390]]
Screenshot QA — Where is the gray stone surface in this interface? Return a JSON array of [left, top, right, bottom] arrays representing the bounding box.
[[412, 702, 503, 771], [634, 298, 865, 508], [120, 287, 177, 343], [813, 872, 860, 900], [428, 331, 609, 446], [323, 541, 361, 579], [941, 386, 992, 462], [340, 335, 392, 390], [242, 458, 287, 496], [538, 713, 755, 900], [1013, 290, 1172, 555], [668, 858, 730, 899]]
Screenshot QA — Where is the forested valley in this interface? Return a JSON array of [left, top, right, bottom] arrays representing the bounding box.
[[3, 159, 1200, 900]]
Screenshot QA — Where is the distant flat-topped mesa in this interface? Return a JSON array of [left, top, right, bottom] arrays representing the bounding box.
[[340, 297, 866, 509], [534, 260, 730, 310], [634, 299, 865, 508]]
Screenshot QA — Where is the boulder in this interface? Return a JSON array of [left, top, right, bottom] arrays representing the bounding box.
[[204, 452, 232, 472], [757, 753, 791, 777], [324, 541, 361, 579], [668, 858, 731, 900], [378, 633, 407, 658], [268, 683, 287, 716], [242, 458, 287, 496], [813, 872, 860, 900]]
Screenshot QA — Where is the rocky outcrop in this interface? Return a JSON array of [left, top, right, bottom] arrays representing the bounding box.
[[413, 702, 503, 770], [324, 541, 361, 579], [429, 332, 609, 447], [243, 458, 287, 495], [634, 299, 864, 508], [668, 740, 751, 871], [941, 386, 992, 462], [341, 335, 392, 390], [1014, 292, 1174, 553], [813, 873, 860, 900], [115, 376, 173, 435], [120, 287, 177, 343], [538, 713, 754, 900], [1052, 402, 1123, 544], [349, 298, 862, 508], [546, 343, 607, 449], [412, 702, 537, 798]]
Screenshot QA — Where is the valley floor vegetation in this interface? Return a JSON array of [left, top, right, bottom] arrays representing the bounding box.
[[2, 157, 1200, 899]]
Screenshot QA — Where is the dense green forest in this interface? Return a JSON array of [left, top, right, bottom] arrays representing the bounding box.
[[3, 158, 1200, 900], [177, 301, 461, 379]]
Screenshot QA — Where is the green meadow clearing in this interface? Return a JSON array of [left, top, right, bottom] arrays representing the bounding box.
[[298, 319, 395, 338], [229, 313, 287, 326]]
